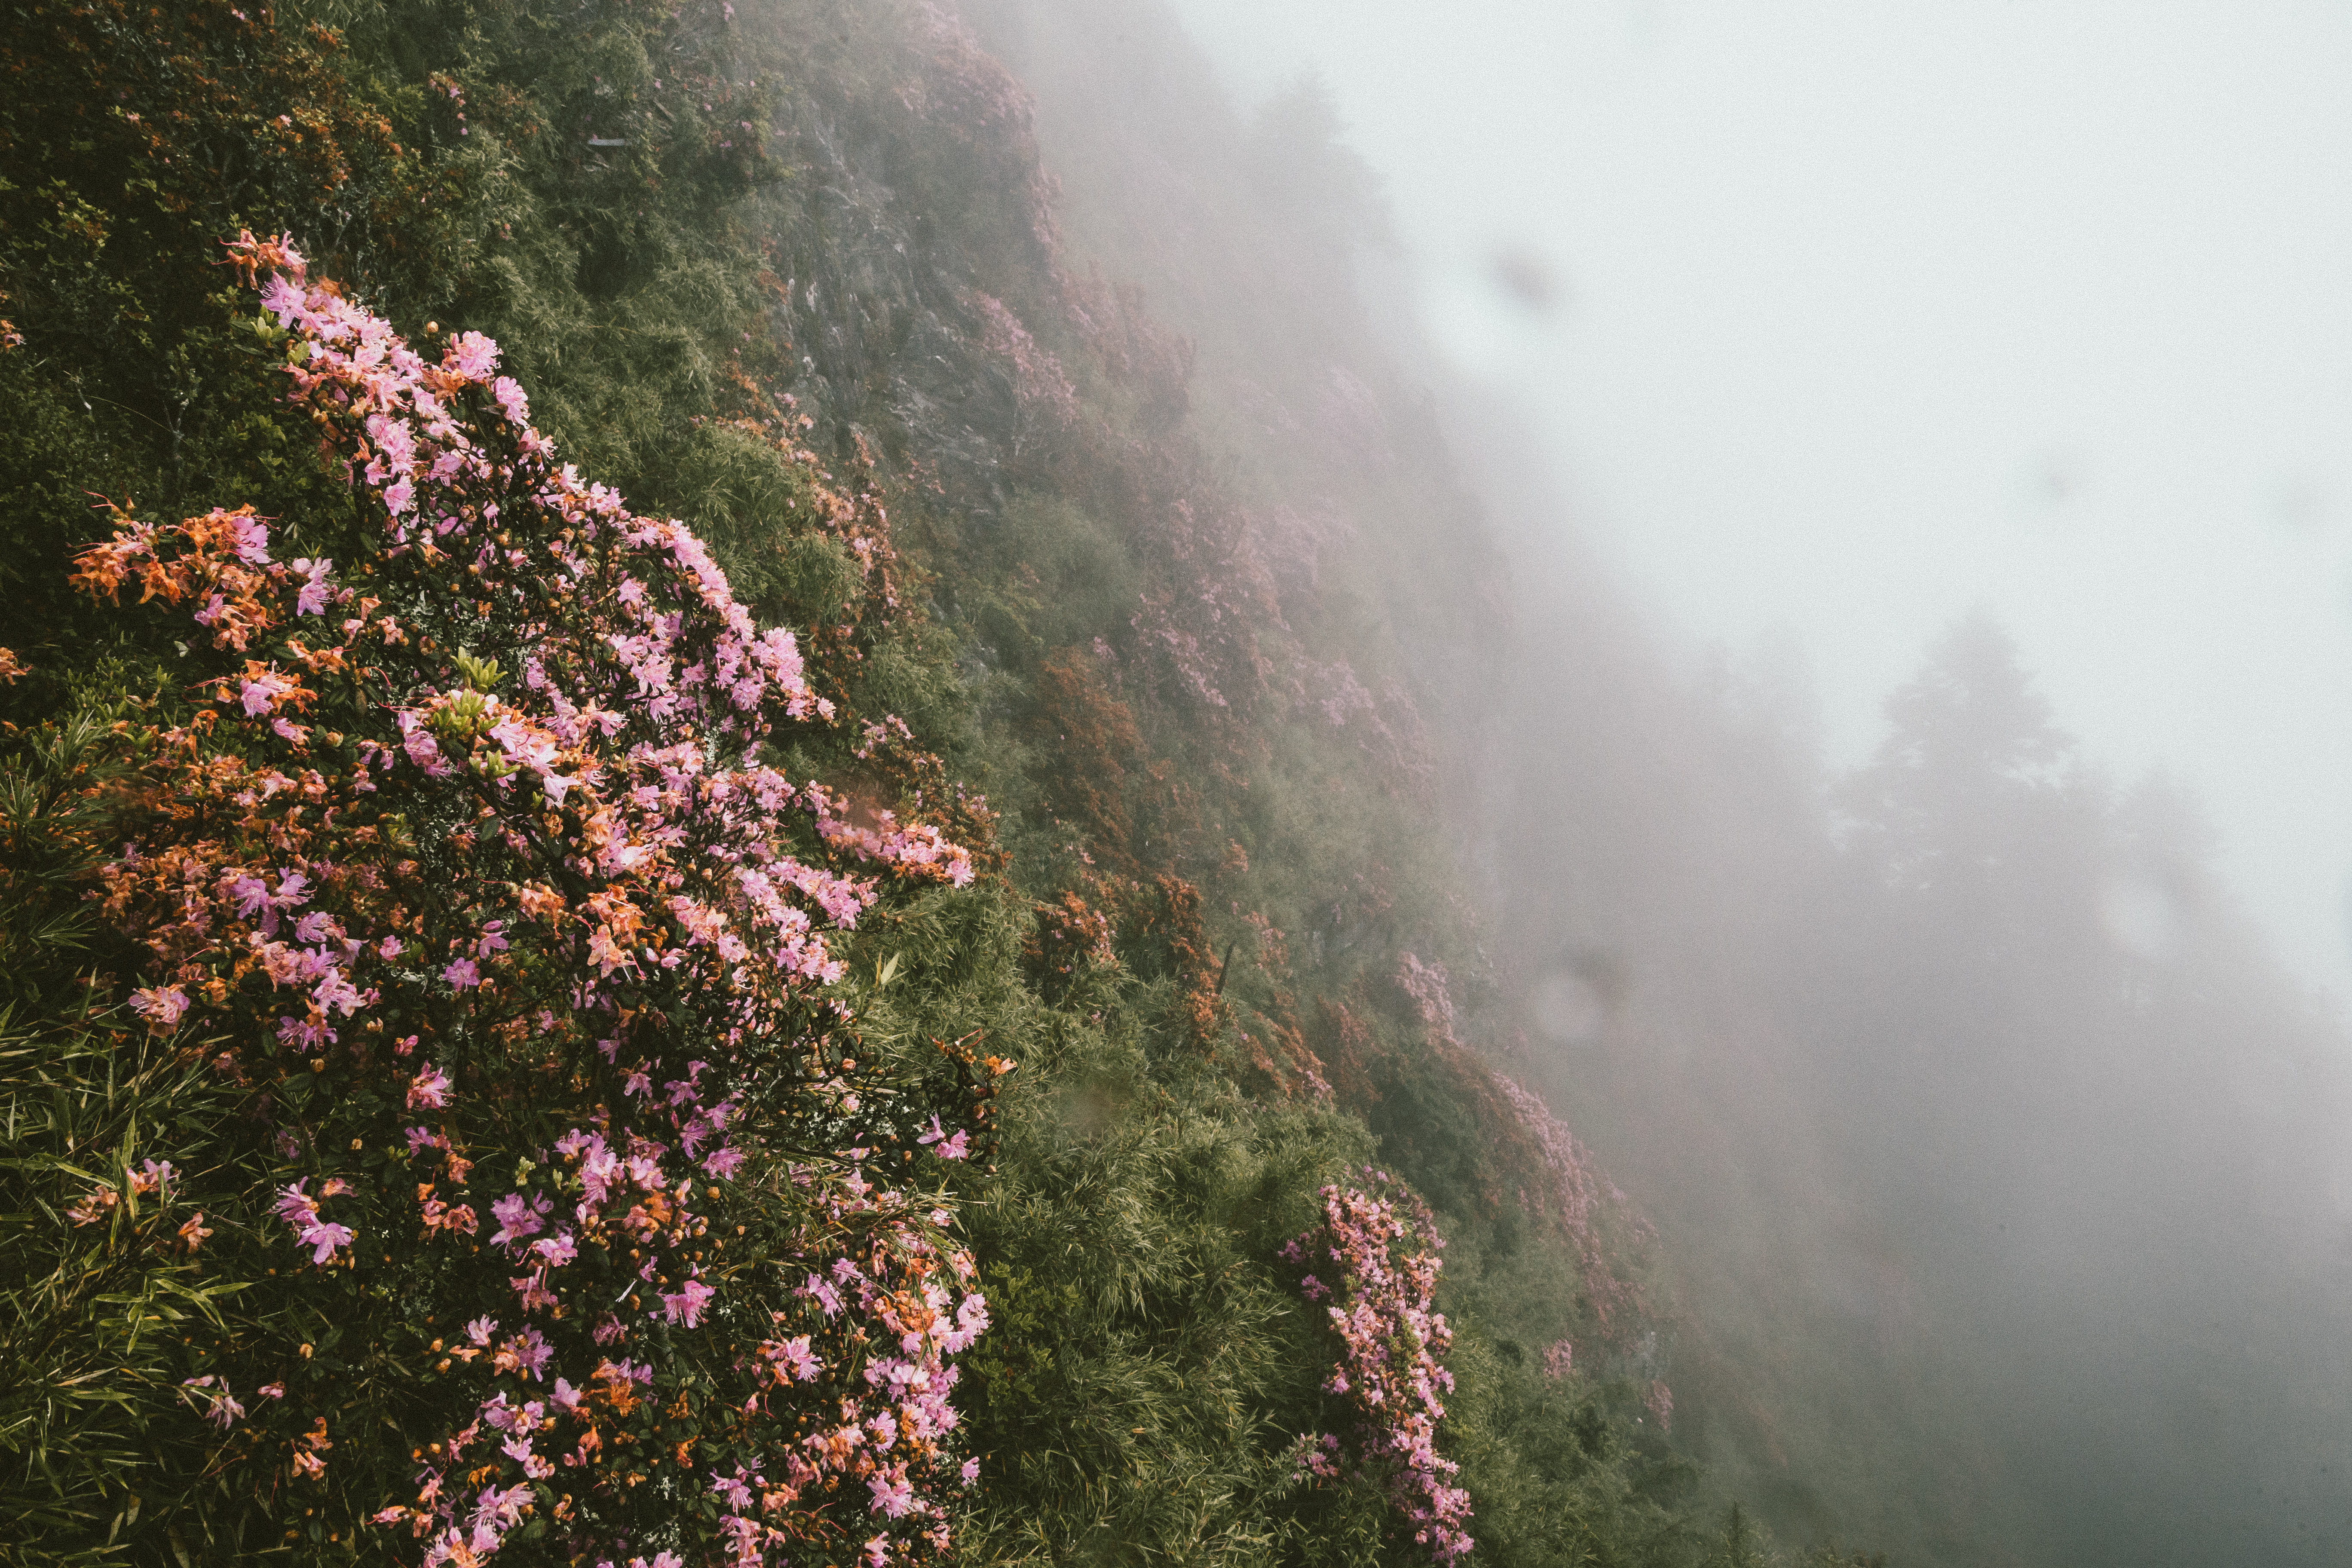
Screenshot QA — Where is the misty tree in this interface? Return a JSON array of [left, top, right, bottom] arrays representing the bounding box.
[[1839, 610, 2085, 906], [1814, 615, 2118, 1271]]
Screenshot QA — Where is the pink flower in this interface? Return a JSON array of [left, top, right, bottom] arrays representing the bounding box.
[[298, 1219, 355, 1265], [407, 1063, 453, 1109], [509, 1326, 554, 1380], [239, 671, 291, 716], [491, 375, 529, 425], [274, 1181, 318, 1227], [225, 511, 271, 564], [916, 1114, 970, 1160], [446, 331, 500, 380], [768, 1335, 821, 1382], [226, 874, 269, 919], [312, 969, 364, 1016], [183, 1376, 248, 1428], [291, 557, 334, 615], [662, 1278, 716, 1327], [867, 1470, 916, 1518], [1287, 1174, 1470, 1562], [129, 984, 190, 1029], [490, 1191, 548, 1246], [85, 244, 997, 1561]]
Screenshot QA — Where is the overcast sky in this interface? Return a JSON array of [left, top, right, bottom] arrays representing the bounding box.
[[1164, 0, 2352, 1006]]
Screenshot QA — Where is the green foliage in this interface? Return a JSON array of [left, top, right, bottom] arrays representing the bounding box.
[[0, 1013, 260, 1566], [956, 1008, 1365, 1564], [0, 704, 266, 1564]]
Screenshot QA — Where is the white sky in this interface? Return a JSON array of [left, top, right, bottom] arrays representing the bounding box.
[[1163, 0, 2352, 1004]]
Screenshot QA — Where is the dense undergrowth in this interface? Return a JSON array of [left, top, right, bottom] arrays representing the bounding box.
[[0, 0, 1892, 1563]]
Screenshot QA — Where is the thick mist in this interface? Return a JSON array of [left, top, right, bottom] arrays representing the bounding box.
[[1478, 563, 2352, 1563], [964, 1, 2352, 1562], [1167, 0, 2352, 1011]]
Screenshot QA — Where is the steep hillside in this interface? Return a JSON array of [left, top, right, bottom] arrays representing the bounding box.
[[0, 0, 1785, 1565], [954, 7, 2352, 1565], [11, 1, 2345, 1565]]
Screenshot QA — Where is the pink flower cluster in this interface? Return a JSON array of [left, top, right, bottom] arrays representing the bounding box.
[[1493, 1075, 1659, 1356], [1394, 953, 1455, 1035], [966, 290, 1076, 456], [274, 1177, 358, 1265], [385, 1133, 988, 1568], [1283, 1170, 1473, 1564], [71, 233, 992, 1565], [811, 785, 975, 889]]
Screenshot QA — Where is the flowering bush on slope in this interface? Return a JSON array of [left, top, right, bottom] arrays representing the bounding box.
[[1491, 1075, 1661, 1370], [65, 233, 994, 1566], [1283, 1170, 1473, 1564]]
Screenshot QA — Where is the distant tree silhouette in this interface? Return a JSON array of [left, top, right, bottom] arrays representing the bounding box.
[[1840, 610, 2079, 901]]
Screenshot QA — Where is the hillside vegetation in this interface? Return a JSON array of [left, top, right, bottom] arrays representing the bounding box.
[[7, 1, 2350, 1566], [0, 0, 1796, 1563]]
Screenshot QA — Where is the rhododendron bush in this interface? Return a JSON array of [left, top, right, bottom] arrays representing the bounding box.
[[62, 233, 997, 1565], [1491, 1075, 1666, 1378], [1283, 1171, 1472, 1565]]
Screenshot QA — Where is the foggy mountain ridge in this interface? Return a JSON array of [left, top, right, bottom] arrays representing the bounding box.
[[3, 0, 2350, 1564], [960, 1, 2352, 1559]]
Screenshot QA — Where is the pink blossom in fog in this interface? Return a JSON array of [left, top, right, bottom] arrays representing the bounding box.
[[1287, 1172, 1472, 1563]]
